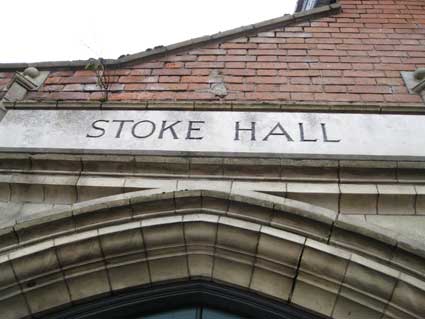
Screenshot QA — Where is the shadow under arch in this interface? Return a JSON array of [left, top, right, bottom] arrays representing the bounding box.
[[43, 280, 324, 319], [0, 189, 424, 319]]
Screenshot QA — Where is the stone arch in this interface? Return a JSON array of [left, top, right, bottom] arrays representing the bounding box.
[[0, 189, 424, 319]]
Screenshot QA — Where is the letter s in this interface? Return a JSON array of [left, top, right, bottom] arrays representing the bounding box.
[[87, 120, 109, 138]]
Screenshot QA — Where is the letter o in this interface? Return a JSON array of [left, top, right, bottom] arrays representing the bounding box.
[[132, 120, 156, 138]]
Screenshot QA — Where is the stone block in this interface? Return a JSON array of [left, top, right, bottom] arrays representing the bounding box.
[[107, 259, 150, 291], [0, 294, 30, 319], [100, 227, 144, 257], [135, 156, 189, 175], [287, 193, 339, 212], [281, 159, 338, 181], [0, 183, 10, 201], [17, 203, 54, 222], [291, 279, 337, 317], [343, 255, 398, 309], [124, 177, 177, 192], [391, 247, 425, 278], [223, 158, 281, 178], [45, 185, 77, 205], [389, 274, 425, 318], [174, 190, 202, 212], [82, 155, 134, 173], [0, 154, 31, 170], [414, 185, 425, 215], [250, 267, 292, 300], [177, 179, 232, 193], [227, 198, 274, 224], [10, 184, 44, 203], [377, 185, 415, 215], [340, 184, 378, 215], [302, 239, 350, 284], [15, 208, 73, 243], [213, 256, 252, 288], [0, 202, 22, 228], [339, 160, 397, 182], [330, 227, 394, 262], [397, 161, 425, 182], [201, 190, 230, 212], [188, 254, 213, 278], [31, 154, 82, 172], [257, 231, 304, 270], [189, 157, 223, 176], [271, 211, 331, 241], [149, 255, 189, 282], [66, 267, 110, 302], [25, 281, 71, 314], [11, 245, 58, 281], [77, 181, 124, 202], [184, 219, 217, 250], [74, 205, 132, 230], [216, 221, 259, 261], [56, 235, 103, 267], [365, 215, 425, 240], [131, 192, 176, 218], [332, 294, 383, 319], [143, 223, 185, 257], [232, 181, 286, 197]]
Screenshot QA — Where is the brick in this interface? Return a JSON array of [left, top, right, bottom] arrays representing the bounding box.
[[309, 63, 352, 70], [164, 62, 184, 68], [258, 56, 278, 62], [159, 76, 180, 82], [49, 92, 91, 100], [347, 85, 391, 94], [129, 69, 152, 76], [245, 92, 289, 100], [185, 62, 224, 68], [163, 55, 197, 62], [245, 77, 287, 84], [257, 70, 278, 76], [181, 76, 209, 83], [343, 70, 386, 77], [225, 62, 246, 68], [281, 84, 322, 92], [119, 76, 158, 83], [152, 69, 191, 76], [291, 92, 315, 100], [217, 56, 256, 62], [189, 49, 226, 55], [63, 84, 84, 91], [288, 63, 309, 69], [175, 92, 216, 100], [246, 62, 288, 69], [221, 69, 256, 76], [314, 93, 361, 102], [145, 83, 188, 91], [131, 62, 164, 68]]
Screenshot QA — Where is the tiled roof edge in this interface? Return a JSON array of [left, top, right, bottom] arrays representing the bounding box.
[[0, 3, 341, 71]]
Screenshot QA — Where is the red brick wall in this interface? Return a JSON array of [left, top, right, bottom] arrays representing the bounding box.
[[24, 0, 425, 105]]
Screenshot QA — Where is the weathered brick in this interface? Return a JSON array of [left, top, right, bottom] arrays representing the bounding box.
[[185, 62, 225, 68], [119, 76, 158, 83]]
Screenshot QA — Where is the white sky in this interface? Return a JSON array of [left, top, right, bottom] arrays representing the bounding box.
[[1, 0, 297, 63]]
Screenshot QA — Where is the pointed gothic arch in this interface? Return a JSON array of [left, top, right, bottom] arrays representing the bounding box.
[[0, 189, 424, 319]]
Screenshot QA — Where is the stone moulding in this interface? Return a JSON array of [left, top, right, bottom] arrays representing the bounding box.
[[0, 189, 424, 319]]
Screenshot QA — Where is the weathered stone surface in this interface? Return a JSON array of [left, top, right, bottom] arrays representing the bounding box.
[[2, 110, 425, 160]]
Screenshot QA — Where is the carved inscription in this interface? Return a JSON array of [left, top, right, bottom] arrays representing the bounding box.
[[87, 119, 340, 143]]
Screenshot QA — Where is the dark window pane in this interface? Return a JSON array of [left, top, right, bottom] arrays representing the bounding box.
[[203, 308, 243, 319], [141, 308, 197, 319]]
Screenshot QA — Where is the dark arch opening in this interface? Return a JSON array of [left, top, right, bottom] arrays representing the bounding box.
[[42, 281, 325, 319]]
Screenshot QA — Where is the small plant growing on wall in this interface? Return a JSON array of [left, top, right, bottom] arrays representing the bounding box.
[[85, 58, 114, 102]]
